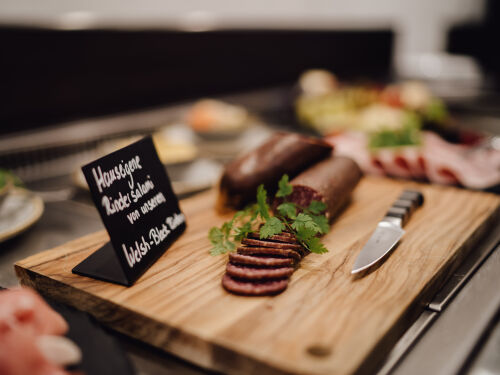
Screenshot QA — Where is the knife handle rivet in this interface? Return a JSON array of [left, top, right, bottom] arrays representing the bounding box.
[[386, 206, 409, 226], [399, 190, 424, 207]]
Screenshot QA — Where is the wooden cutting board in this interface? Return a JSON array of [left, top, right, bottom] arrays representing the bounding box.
[[15, 176, 500, 375]]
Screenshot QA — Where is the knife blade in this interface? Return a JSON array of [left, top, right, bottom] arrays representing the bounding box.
[[351, 189, 424, 274]]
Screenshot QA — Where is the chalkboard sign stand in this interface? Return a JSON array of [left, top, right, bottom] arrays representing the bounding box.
[[73, 242, 130, 286], [70, 136, 186, 287]]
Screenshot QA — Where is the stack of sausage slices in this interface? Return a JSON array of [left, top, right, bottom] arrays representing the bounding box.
[[222, 230, 308, 296]]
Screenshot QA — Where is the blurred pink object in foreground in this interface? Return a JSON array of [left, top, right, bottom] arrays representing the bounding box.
[[0, 287, 71, 375]]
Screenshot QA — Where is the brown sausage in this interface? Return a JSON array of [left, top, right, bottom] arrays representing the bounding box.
[[281, 156, 362, 221], [217, 132, 333, 210]]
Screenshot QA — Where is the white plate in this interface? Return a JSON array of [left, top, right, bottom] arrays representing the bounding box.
[[0, 188, 44, 243]]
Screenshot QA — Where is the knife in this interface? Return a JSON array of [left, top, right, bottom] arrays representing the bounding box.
[[351, 189, 424, 274]]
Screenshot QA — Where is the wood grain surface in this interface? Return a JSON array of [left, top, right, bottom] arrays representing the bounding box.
[[15, 176, 500, 375]]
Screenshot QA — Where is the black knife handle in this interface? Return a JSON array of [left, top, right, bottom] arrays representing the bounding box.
[[384, 189, 424, 226], [399, 190, 424, 207]]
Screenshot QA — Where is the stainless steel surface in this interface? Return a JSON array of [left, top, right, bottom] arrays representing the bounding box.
[[392, 245, 500, 375], [351, 221, 404, 274], [376, 310, 438, 375], [467, 317, 500, 375], [429, 226, 500, 312]]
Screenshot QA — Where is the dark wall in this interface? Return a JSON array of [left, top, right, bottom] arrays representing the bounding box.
[[0, 28, 393, 134], [447, 0, 500, 88]]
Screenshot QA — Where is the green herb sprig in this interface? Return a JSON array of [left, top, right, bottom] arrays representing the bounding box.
[[209, 175, 329, 256]]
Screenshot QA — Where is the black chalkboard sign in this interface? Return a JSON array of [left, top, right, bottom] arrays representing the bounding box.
[[72, 136, 186, 286]]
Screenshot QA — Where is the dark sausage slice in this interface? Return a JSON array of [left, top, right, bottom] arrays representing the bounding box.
[[247, 232, 298, 244], [281, 156, 362, 221], [226, 264, 294, 280], [241, 238, 304, 251], [222, 274, 288, 296], [237, 246, 302, 261], [217, 132, 333, 210], [229, 253, 295, 267]]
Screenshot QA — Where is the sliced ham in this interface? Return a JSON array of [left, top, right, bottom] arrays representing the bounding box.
[[329, 132, 385, 176], [326, 131, 500, 189], [397, 147, 426, 179], [421, 132, 500, 189], [373, 148, 413, 179]]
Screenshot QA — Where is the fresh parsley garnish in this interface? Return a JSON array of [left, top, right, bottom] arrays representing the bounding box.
[[276, 174, 293, 197], [260, 217, 286, 239], [256, 184, 270, 220], [307, 200, 327, 214], [209, 174, 329, 255], [277, 202, 296, 220], [291, 213, 320, 232]]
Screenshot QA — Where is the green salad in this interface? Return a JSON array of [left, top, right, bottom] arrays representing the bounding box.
[[295, 70, 451, 139], [368, 113, 422, 149]]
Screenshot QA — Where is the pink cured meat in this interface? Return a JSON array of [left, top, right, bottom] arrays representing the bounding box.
[[0, 288, 70, 375], [421, 132, 500, 189], [0, 288, 68, 336], [372, 148, 413, 179], [329, 132, 385, 176], [326, 131, 500, 189], [398, 147, 426, 179]]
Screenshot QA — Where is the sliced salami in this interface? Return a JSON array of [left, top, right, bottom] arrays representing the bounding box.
[[237, 246, 302, 261], [247, 232, 298, 244], [241, 238, 304, 251], [222, 274, 288, 296], [226, 263, 294, 280], [229, 253, 295, 267]]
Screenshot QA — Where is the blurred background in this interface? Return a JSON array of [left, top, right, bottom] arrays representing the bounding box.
[[0, 0, 498, 133]]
